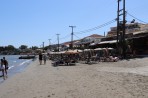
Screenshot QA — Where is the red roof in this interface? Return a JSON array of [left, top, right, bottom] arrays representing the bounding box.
[[85, 34, 104, 38]]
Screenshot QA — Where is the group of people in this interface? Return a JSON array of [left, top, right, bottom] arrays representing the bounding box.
[[0, 57, 8, 80], [39, 52, 47, 65]]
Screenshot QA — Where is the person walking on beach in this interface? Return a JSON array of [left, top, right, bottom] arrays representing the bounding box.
[[0, 59, 5, 80], [43, 54, 47, 65], [39, 52, 43, 65], [3, 57, 8, 77]]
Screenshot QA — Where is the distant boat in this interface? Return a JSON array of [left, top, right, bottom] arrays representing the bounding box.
[[18, 55, 36, 59]]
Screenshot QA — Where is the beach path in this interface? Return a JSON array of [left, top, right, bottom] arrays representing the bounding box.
[[0, 58, 148, 98]]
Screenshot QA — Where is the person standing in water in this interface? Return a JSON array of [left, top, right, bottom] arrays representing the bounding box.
[[3, 57, 8, 78], [0, 59, 5, 80]]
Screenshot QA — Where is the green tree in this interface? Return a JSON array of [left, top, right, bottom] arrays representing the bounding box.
[[7, 45, 15, 51], [32, 46, 38, 50], [19, 45, 28, 50], [0, 47, 5, 51]]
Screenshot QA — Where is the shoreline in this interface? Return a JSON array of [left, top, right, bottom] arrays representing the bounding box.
[[0, 57, 34, 84], [0, 58, 148, 98]]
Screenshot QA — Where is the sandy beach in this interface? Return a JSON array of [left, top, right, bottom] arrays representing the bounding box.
[[0, 57, 148, 98]]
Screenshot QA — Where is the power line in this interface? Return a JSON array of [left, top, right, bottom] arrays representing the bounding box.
[[60, 34, 71, 40], [51, 39, 57, 44], [73, 34, 81, 39], [49, 34, 57, 45], [50, 34, 71, 45], [50, 19, 116, 44], [127, 12, 148, 24], [49, 19, 117, 44], [75, 19, 116, 34]]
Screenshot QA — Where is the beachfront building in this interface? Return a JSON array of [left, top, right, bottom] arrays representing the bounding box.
[[76, 34, 104, 49], [61, 40, 80, 50], [60, 34, 104, 50], [61, 41, 71, 51], [100, 22, 148, 55], [107, 22, 148, 37]]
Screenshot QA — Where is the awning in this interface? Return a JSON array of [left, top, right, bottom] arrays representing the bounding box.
[[133, 30, 148, 35], [90, 43, 96, 46], [94, 48, 113, 50], [65, 50, 79, 54], [84, 49, 92, 51], [94, 48, 102, 50], [99, 40, 117, 44]]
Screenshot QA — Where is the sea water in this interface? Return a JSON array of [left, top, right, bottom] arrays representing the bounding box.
[[0, 55, 33, 83]]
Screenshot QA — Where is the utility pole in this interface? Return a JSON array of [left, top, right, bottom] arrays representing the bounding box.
[[48, 39, 51, 51], [56, 34, 60, 52], [117, 0, 120, 45], [116, 0, 126, 59], [69, 26, 76, 50], [48, 39, 51, 46], [122, 0, 126, 59], [42, 42, 44, 49], [117, 0, 121, 56], [42, 42, 44, 52]]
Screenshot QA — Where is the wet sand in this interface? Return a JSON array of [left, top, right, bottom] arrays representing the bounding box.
[[0, 57, 148, 98]]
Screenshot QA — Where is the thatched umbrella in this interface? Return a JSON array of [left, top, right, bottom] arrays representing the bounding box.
[[65, 50, 79, 54], [94, 48, 103, 51]]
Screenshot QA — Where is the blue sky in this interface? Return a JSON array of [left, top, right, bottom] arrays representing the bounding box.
[[0, 0, 148, 48]]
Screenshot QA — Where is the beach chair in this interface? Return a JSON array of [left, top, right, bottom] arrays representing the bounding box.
[[69, 60, 76, 66]]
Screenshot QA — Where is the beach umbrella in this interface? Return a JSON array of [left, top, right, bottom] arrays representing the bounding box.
[[65, 50, 79, 54], [74, 49, 83, 53], [94, 48, 102, 51], [58, 51, 66, 54], [84, 49, 92, 51], [108, 48, 114, 50]]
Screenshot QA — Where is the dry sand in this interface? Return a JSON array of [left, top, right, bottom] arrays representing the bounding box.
[[0, 57, 148, 98]]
